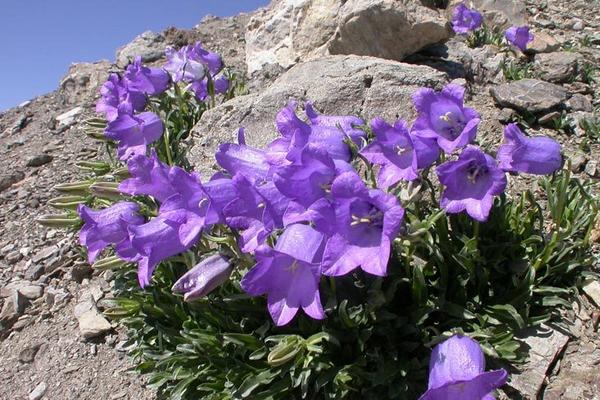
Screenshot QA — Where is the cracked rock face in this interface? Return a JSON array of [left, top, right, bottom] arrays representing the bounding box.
[[189, 54, 447, 178], [245, 0, 451, 76]]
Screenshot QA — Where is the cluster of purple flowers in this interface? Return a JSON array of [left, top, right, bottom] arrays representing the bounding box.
[[95, 42, 228, 161], [451, 2, 534, 51], [79, 78, 563, 327]]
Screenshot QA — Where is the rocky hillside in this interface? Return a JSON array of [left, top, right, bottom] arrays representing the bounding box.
[[0, 0, 599, 399]]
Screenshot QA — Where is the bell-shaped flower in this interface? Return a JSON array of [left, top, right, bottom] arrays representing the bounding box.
[[78, 202, 145, 263], [172, 254, 232, 301], [419, 335, 508, 400], [304, 102, 365, 146], [360, 118, 418, 190], [123, 56, 170, 96], [164, 44, 207, 82], [451, 3, 483, 34], [95, 74, 146, 122], [273, 144, 338, 207], [240, 223, 325, 326], [104, 111, 163, 160], [191, 42, 223, 75], [321, 171, 405, 277], [437, 145, 507, 222], [215, 128, 271, 183], [412, 84, 480, 154], [505, 26, 534, 51], [119, 151, 178, 203], [411, 132, 441, 169], [497, 123, 562, 175], [190, 75, 229, 101]]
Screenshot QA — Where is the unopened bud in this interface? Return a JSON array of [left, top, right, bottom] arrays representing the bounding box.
[[92, 255, 128, 271], [267, 336, 304, 367], [48, 195, 87, 210], [76, 161, 111, 175], [36, 213, 81, 228], [89, 182, 122, 200], [54, 180, 94, 195], [172, 254, 232, 301]]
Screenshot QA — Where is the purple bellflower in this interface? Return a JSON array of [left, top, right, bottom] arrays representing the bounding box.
[[164, 44, 207, 82], [241, 223, 325, 326], [78, 202, 145, 263], [190, 75, 229, 101], [304, 102, 365, 145], [411, 133, 441, 169], [505, 26, 534, 51], [164, 42, 222, 83], [95, 74, 146, 122], [172, 253, 233, 301], [123, 56, 170, 96], [119, 151, 179, 202], [360, 118, 418, 190], [321, 171, 405, 277], [273, 144, 338, 207], [437, 145, 507, 222], [215, 128, 271, 183], [419, 335, 508, 400], [497, 123, 562, 175], [451, 3, 484, 34], [104, 111, 164, 160], [412, 84, 480, 154]]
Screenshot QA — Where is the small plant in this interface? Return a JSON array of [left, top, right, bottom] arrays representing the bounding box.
[[580, 115, 600, 142], [551, 111, 575, 135], [467, 25, 505, 48], [580, 63, 598, 84], [580, 34, 594, 48], [501, 59, 535, 81]]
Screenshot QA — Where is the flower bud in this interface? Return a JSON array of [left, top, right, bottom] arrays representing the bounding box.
[[92, 255, 129, 271], [172, 254, 232, 301], [89, 182, 122, 200], [75, 161, 111, 175], [54, 180, 94, 195], [48, 195, 88, 210], [36, 213, 81, 228], [267, 336, 304, 367]]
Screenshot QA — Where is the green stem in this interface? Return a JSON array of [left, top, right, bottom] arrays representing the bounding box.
[[163, 126, 174, 165]]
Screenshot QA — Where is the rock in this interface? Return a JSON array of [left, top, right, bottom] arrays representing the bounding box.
[[45, 287, 71, 309], [585, 160, 599, 178], [189, 55, 447, 178], [77, 308, 112, 339], [526, 32, 561, 54], [26, 154, 53, 167], [0, 290, 27, 322], [28, 382, 47, 400], [59, 61, 111, 104], [571, 19, 584, 31], [567, 94, 593, 112], [116, 30, 166, 68], [498, 108, 518, 123], [32, 246, 58, 264], [569, 151, 588, 172], [508, 325, 570, 398], [245, 0, 451, 75], [18, 284, 44, 300], [5, 250, 22, 265], [24, 264, 45, 281], [18, 343, 42, 363], [537, 111, 561, 126], [70, 262, 93, 283], [55, 106, 83, 127], [0, 171, 25, 192], [535, 52, 582, 83], [583, 280, 600, 307], [490, 79, 568, 114], [448, 0, 527, 28]]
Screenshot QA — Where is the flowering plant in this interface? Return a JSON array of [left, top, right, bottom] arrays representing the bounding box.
[[39, 42, 598, 400]]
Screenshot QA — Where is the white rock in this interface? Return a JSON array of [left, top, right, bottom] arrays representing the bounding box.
[[77, 309, 112, 340], [55, 107, 83, 127], [245, 0, 451, 75], [29, 382, 47, 400], [582, 280, 600, 307], [18, 285, 44, 300]]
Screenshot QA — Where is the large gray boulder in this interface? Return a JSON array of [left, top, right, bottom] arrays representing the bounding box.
[[115, 31, 167, 68], [245, 0, 451, 76], [189, 54, 447, 177]]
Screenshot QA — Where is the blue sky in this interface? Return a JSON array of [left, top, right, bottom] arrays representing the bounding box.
[[0, 0, 269, 111]]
